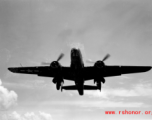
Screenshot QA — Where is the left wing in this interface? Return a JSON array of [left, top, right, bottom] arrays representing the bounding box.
[[83, 66, 151, 80], [8, 66, 56, 77], [8, 66, 75, 80]]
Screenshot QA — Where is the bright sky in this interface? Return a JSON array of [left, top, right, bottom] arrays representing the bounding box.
[[0, 0, 152, 120]]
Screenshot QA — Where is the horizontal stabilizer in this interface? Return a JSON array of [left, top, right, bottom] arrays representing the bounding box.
[[84, 85, 98, 90], [62, 85, 77, 90], [62, 85, 98, 90]]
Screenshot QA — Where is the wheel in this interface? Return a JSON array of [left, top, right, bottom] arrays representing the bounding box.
[[97, 82, 101, 91], [56, 82, 61, 90]]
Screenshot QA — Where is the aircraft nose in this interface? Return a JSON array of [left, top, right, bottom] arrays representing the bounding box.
[[71, 48, 77, 52], [71, 48, 78, 57]]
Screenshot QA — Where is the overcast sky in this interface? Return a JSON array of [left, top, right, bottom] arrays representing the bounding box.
[[0, 0, 152, 120]]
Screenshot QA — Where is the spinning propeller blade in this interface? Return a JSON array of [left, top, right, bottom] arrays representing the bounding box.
[[86, 54, 110, 63], [102, 54, 110, 62], [41, 62, 50, 65], [57, 53, 64, 62], [41, 53, 64, 65]]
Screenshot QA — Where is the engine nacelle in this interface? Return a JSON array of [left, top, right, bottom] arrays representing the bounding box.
[[52, 77, 64, 90], [50, 61, 61, 69], [94, 61, 105, 69], [56, 81, 64, 90], [52, 77, 64, 84], [50, 61, 64, 90], [94, 61, 105, 83]]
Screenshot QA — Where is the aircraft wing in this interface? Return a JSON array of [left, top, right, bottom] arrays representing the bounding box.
[[8, 65, 151, 81], [83, 66, 151, 80], [8, 66, 75, 81]]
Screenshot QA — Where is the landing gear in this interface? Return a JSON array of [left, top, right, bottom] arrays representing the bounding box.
[[56, 81, 63, 90], [102, 78, 105, 84], [94, 78, 105, 84], [97, 82, 101, 91]]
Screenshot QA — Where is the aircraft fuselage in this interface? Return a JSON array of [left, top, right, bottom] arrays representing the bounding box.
[[70, 48, 84, 95]]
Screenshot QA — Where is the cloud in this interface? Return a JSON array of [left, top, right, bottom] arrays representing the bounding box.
[[133, 83, 152, 96], [53, 99, 143, 108], [76, 100, 143, 108], [7, 111, 53, 120], [85, 88, 137, 99], [39, 111, 52, 120], [0, 79, 17, 110], [85, 83, 152, 98], [48, 98, 144, 109], [64, 82, 152, 108]]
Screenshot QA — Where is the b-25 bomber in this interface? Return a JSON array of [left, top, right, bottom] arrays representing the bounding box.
[[8, 48, 151, 95]]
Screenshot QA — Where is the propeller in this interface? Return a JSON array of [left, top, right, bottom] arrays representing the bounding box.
[[41, 62, 50, 65], [57, 53, 64, 62], [41, 53, 64, 65], [102, 54, 110, 62], [86, 59, 95, 63], [86, 54, 110, 63]]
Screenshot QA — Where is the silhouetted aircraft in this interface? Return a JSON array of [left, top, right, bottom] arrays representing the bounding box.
[[8, 48, 151, 95]]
